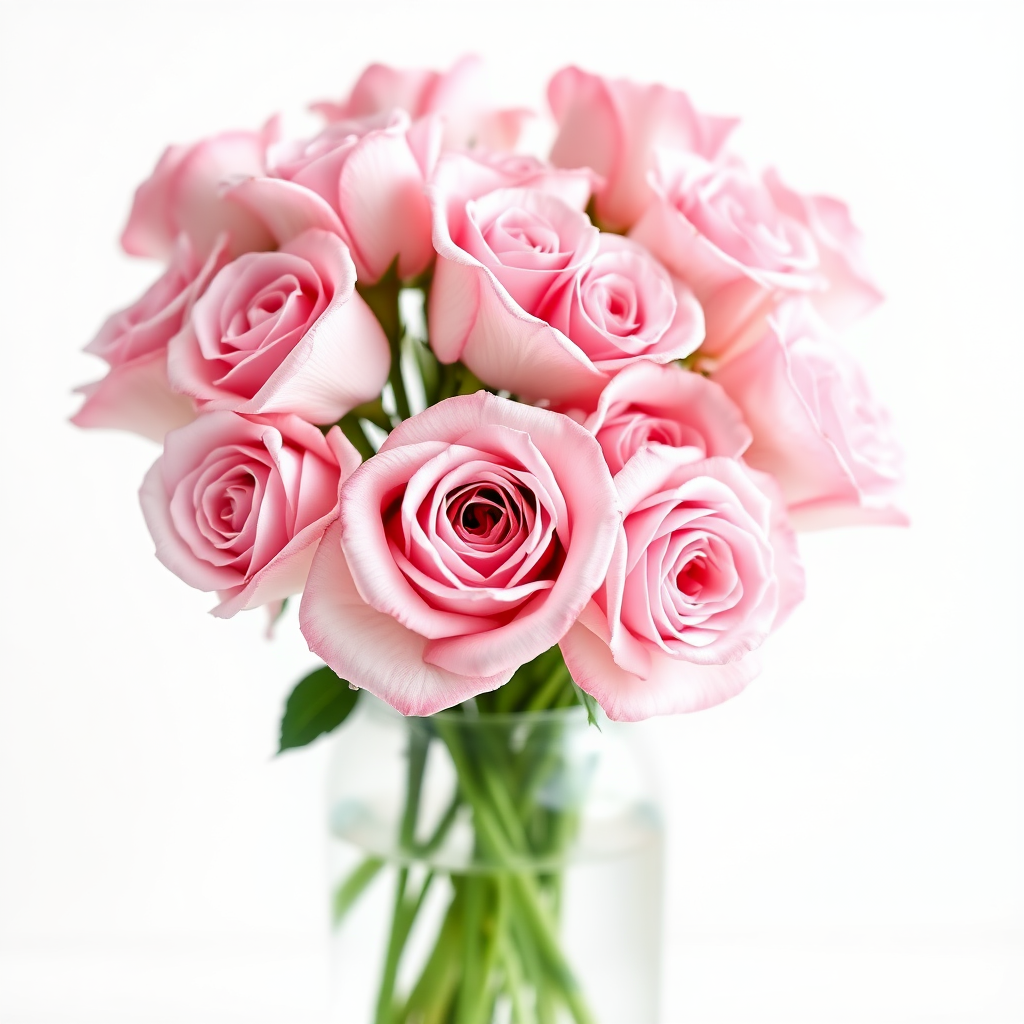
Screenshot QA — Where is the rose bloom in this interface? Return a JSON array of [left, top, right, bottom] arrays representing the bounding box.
[[121, 125, 277, 262], [539, 234, 704, 375], [560, 449, 805, 721], [311, 55, 530, 153], [299, 392, 621, 716], [140, 412, 360, 617], [227, 110, 438, 283], [428, 182, 611, 402], [167, 229, 390, 423], [72, 234, 230, 441], [547, 65, 737, 231], [631, 151, 882, 359], [563, 360, 752, 476], [713, 299, 906, 529]]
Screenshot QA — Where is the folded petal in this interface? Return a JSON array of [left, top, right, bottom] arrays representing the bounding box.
[[300, 520, 511, 715]]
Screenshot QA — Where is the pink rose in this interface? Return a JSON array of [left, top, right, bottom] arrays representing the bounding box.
[[167, 229, 390, 423], [299, 393, 621, 716], [560, 450, 805, 721], [713, 299, 905, 529], [631, 152, 883, 360], [72, 234, 230, 441], [539, 234, 705, 374], [566, 360, 752, 475], [548, 66, 737, 232], [140, 412, 360, 617], [312, 55, 530, 153], [121, 126, 277, 261], [630, 151, 821, 359], [227, 110, 439, 283], [429, 183, 615, 402], [763, 169, 883, 329]]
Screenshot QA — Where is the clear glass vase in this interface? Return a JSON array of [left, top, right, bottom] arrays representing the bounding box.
[[326, 696, 663, 1023]]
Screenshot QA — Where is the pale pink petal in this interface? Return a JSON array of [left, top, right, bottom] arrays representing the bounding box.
[[140, 456, 246, 592], [299, 520, 511, 715], [548, 66, 738, 231], [743, 466, 807, 628], [335, 125, 437, 281], [225, 176, 346, 248], [72, 351, 196, 443], [428, 259, 608, 402], [560, 619, 759, 722], [764, 169, 883, 329]]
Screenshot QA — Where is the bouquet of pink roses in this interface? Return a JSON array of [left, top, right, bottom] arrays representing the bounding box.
[[74, 55, 903, 1024]]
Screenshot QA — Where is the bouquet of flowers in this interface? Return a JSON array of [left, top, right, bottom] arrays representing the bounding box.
[[74, 55, 904, 1024]]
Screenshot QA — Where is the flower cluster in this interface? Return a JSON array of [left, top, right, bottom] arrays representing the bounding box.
[[75, 57, 904, 721]]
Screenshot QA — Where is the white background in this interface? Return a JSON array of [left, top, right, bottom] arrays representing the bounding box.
[[1, 1, 1022, 1021]]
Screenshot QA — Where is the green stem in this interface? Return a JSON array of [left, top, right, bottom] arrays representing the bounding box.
[[434, 720, 596, 1024], [389, 341, 413, 422], [416, 790, 461, 858], [397, 884, 465, 1023], [374, 866, 409, 1024], [332, 855, 384, 927], [400, 726, 430, 849], [456, 875, 487, 1024], [524, 663, 571, 711]]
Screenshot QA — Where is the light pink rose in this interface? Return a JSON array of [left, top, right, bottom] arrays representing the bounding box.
[[72, 234, 231, 441], [560, 450, 805, 721], [713, 299, 905, 529], [299, 392, 621, 716], [140, 412, 360, 617], [121, 125, 278, 261], [539, 234, 704, 374], [563, 360, 752, 475], [312, 55, 530, 153], [167, 229, 390, 423], [226, 110, 439, 283], [630, 151, 823, 360], [429, 182, 618, 402], [763, 169, 883, 329], [548, 66, 737, 232]]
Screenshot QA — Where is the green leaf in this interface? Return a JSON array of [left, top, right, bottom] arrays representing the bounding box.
[[411, 336, 441, 407], [571, 681, 602, 731], [278, 665, 360, 753], [332, 855, 384, 927]]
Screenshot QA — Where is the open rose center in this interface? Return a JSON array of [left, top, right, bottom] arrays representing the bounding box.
[[220, 479, 255, 535], [487, 210, 561, 255], [585, 274, 641, 335], [447, 483, 526, 546], [675, 553, 708, 597], [224, 276, 317, 349], [381, 447, 567, 620]]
